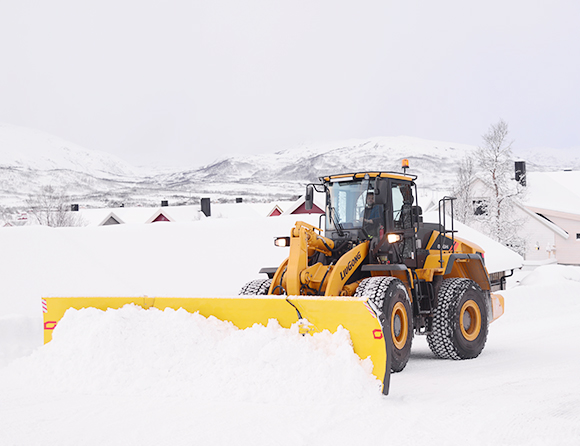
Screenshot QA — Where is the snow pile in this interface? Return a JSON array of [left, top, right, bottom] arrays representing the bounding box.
[[10, 305, 381, 404], [0, 314, 42, 367], [519, 264, 580, 286]]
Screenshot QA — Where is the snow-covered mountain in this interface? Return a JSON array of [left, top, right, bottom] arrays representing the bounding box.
[[0, 123, 578, 212], [0, 123, 145, 177]]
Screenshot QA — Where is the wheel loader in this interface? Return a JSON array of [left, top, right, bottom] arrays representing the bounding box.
[[42, 164, 504, 396], [237, 167, 504, 393]]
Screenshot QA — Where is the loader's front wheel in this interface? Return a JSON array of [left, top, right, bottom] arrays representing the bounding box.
[[427, 278, 488, 360], [355, 277, 413, 372], [239, 279, 272, 295]]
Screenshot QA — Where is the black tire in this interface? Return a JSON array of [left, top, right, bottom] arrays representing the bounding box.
[[427, 278, 489, 360], [355, 276, 413, 372], [239, 279, 272, 295]]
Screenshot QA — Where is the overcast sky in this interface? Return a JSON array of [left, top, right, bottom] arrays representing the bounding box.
[[1, 0, 579, 168]]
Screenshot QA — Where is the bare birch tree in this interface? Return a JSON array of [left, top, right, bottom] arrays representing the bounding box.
[[452, 154, 477, 224], [27, 186, 82, 227], [475, 119, 526, 254]]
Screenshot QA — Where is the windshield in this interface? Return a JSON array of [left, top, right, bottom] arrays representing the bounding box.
[[326, 178, 384, 237], [326, 179, 367, 231]]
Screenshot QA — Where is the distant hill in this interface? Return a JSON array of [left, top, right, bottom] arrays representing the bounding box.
[[0, 123, 578, 214], [0, 123, 144, 177]]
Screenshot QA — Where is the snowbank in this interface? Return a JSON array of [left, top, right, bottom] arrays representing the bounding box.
[[519, 263, 580, 286]]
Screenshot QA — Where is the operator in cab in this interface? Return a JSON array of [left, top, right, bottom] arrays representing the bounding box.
[[363, 191, 384, 238]]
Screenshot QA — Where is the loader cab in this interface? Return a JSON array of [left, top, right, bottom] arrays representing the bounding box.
[[321, 172, 421, 265]]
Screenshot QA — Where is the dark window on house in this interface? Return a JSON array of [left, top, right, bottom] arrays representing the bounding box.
[[473, 199, 488, 216], [577, 233, 580, 240]]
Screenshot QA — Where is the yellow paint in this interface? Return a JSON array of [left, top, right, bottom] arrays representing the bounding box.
[[299, 262, 331, 292], [490, 293, 505, 322], [459, 299, 482, 341], [415, 268, 436, 282], [286, 222, 334, 295], [391, 301, 408, 349], [454, 236, 484, 254], [341, 280, 362, 296], [423, 252, 448, 271], [324, 241, 369, 296]]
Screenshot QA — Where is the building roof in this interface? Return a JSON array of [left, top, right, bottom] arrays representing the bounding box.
[[282, 192, 326, 215], [76, 202, 303, 226], [240, 201, 295, 217], [98, 212, 125, 226], [266, 205, 283, 217], [515, 202, 569, 239], [522, 171, 580, 216], [78, 205, 204, 226]]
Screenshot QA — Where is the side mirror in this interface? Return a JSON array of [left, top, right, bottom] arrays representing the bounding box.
[[412, 205, 423, 225], [305, 185, 314, 210], [374, 178, 388, 205]]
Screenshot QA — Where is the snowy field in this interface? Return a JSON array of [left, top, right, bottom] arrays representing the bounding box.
[[0, 216, 579, 445]]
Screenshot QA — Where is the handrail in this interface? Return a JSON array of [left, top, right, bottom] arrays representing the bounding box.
[[438, 196, 457, 266]]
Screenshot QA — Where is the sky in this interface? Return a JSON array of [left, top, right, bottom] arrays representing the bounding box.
[[1, 0, 579, 169]]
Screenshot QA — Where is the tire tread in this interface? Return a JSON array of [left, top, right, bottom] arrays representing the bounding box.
[[427, 278, 488, 360]]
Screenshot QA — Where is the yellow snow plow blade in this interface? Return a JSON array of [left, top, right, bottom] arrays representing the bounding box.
[[42, 295, 389, 393]]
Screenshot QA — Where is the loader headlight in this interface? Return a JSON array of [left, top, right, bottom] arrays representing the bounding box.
[[387, 233, 402, 244], [274, 237, 291, 247]]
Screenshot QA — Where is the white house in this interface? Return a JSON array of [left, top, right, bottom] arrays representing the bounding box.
[[521, 170, 580, 265], [464, 166, 580, 266]]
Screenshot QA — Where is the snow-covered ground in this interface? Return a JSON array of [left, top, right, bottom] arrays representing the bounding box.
[[0, 215, 579, 445]]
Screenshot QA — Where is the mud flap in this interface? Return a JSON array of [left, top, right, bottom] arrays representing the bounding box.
[[490, 292, 505, 322], [43, 295, 390, 393]]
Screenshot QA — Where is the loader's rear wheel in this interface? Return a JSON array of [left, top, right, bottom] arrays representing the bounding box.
[[355, 276, 413, 372], [239, 279, 272, 295], [427, 278, 488, 360]]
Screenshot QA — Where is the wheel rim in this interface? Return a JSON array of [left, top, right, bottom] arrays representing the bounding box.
[[460, 300, 481, 341], [391, 301, 408, 349]]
